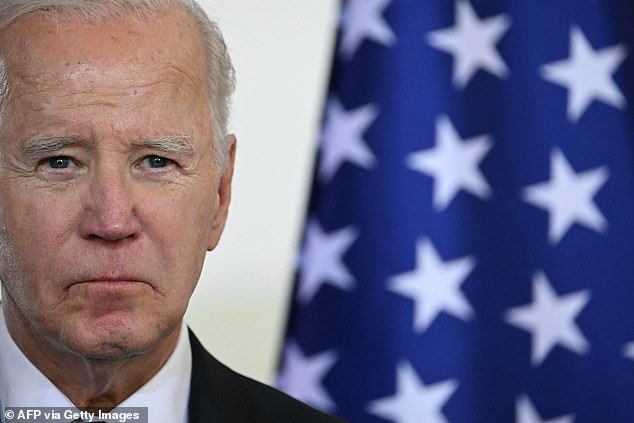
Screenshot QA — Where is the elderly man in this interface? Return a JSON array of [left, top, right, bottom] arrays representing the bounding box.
[[0, 1, 344, 422]]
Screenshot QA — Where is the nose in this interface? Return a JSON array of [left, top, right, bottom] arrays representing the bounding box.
[[78, 164, 142, 242]]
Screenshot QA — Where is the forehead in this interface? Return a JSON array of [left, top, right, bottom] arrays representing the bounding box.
[[0, 7, 210, 140], [3, 5, 206, 80]]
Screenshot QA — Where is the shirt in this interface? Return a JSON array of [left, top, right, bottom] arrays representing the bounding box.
[[0, 304, 192, 423]]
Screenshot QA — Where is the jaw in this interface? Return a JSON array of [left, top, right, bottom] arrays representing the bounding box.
[[2, 289, 184, 408]]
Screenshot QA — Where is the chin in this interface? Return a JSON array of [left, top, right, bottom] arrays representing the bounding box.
[[57, 312, 173, 361]]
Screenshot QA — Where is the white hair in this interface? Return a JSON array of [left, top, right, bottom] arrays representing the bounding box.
[[0, 0, 236, 167]]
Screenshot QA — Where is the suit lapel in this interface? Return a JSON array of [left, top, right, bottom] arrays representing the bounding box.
[[188, 330, 226, 423], [187, 329, 261, 423]]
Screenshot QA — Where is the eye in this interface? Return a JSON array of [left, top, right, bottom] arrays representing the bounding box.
[[37, 155, 82, 182], [47, 156, 72, 169], [143, 155, 172, 169]]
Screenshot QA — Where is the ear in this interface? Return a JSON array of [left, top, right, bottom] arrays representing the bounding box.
[[207, 135, 236, 251]]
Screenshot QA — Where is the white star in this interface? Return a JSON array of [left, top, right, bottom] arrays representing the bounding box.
[[298, 219, 358, 304], [389, 239, 475, 332], [367, 362, 458, 423], [407, 115, 493, 210], [319, 98, 378, 183], [516, 395, 574, 423], [340, 0, 395, 59], [622, 342, 634, 361], [426, 0, 511, 88], [277, 342, 338, 413], [521, 149, 609, 245], [505, 271, 591, 366], [541, 26, 627, 122]]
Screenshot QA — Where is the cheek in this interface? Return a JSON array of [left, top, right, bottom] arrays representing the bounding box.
[[3, 189, 78, 270], [139, 184, 217, 281], [0, 191, 80, 311]]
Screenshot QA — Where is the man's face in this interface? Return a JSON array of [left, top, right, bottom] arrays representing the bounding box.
[[0, 9, 233, 359]]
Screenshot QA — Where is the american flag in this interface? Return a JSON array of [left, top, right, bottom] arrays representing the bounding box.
[[277, 0, 634, 421]]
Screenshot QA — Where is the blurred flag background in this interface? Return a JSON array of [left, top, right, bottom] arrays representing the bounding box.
[[277, 0, 634, 422]]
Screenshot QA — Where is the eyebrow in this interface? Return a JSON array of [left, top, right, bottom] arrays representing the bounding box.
[[22, 134, 196, 161], [23, 136, 84, 161], [132, 135, 195, 159]]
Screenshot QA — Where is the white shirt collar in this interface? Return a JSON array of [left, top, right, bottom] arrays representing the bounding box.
[[0, 304, 192, 423]]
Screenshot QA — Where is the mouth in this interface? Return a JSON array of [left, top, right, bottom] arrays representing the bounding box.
[[64, 277, 152, 314], [70, 277, 151, 289]]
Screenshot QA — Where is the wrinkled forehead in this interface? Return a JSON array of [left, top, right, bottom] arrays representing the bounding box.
[[0, 6, 213, 143], [0, 6, 209, 103]]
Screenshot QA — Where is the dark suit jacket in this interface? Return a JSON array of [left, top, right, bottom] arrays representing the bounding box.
[[187, 330, 347, 423]]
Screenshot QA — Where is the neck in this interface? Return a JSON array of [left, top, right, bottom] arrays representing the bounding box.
[[2, 297, 180, 409]]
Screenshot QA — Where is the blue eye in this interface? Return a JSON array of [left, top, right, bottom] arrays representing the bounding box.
[[145, 156, 170, 168], [48, 157, 71, 169]]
